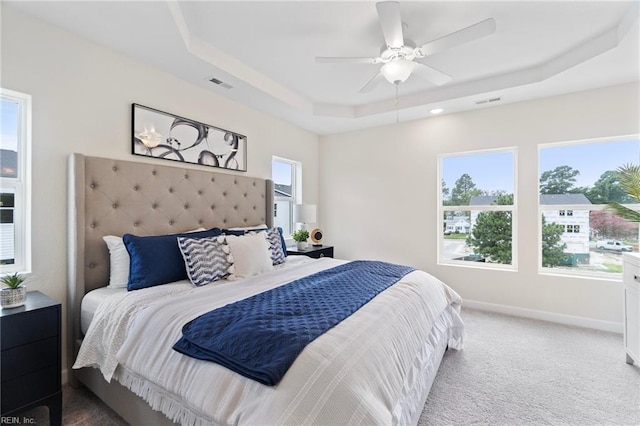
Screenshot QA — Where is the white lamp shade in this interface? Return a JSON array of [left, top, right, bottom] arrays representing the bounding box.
[[294, 204, 317, 224], [380, 58, 416, 84]]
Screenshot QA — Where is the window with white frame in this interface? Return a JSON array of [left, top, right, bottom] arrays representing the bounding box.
[[439, 148, 517, 269], [539, 136, 640, 276], [272, 157, 300, 236], [1, 88, 31, 274]]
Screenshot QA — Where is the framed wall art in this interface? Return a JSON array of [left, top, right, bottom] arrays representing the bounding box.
[[131, 104, 247, 172]]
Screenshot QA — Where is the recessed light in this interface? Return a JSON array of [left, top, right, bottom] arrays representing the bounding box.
[[430, 108, 443, 114]]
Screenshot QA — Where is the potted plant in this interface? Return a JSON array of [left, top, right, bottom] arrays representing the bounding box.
[[292, 229, 310, 250], [1, 272, 27, 308]]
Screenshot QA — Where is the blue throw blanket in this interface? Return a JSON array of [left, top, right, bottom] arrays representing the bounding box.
[[173, 260, 415, 386]]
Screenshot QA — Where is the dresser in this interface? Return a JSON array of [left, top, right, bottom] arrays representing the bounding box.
[[1, 291, 62, 425], [623, 253, 640, 365]]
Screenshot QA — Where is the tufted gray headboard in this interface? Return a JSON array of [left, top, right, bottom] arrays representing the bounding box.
[[67, 153, 273, 378]]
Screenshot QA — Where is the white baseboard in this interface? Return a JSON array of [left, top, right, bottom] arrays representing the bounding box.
[[463, 299, 623, 334]]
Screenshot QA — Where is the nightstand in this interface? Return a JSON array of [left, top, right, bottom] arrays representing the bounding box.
[[1, 291, 62, 426], [287, 245, 334, 259]]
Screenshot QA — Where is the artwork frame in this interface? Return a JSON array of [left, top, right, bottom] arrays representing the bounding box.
[[131, 103, 247, 172]]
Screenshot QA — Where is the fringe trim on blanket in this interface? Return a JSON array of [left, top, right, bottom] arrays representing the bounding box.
[[115, 367, 217, 426], [391, 305, 465, 425]]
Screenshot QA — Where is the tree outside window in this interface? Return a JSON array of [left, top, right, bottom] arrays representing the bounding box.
[[439, 149, 516, 269], [539, 137, 639, 276]]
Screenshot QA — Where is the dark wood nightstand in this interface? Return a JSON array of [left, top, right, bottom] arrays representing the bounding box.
[[1, 291, 62, 426], [287, 245, 334, 259]]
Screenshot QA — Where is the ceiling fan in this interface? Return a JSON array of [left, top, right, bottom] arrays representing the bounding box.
[[315, 1, 496, 93]]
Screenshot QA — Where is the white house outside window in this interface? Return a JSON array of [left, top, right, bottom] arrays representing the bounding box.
[[538, 136, 640, 277], [439, 148, 517, 270], [1, 88, 31, 274], [272, 157, 301, 237]]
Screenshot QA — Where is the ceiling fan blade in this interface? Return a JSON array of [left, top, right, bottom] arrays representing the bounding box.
[[418, 18, 496, 57], [315, 57, 378, 64], [376, 1, 404, 49], [412, 63, 452, 86], [359, 72, 385, 93]]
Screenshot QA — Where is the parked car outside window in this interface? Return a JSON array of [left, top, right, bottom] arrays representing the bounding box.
[[595, 240, 633, 252]]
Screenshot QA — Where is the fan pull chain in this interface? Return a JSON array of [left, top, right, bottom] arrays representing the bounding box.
[[395, 83, 399, 124]]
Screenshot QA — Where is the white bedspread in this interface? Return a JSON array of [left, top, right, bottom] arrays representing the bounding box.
[[75, 257, 463, 425]]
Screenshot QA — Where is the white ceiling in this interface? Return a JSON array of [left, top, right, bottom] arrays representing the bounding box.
[[8, 1, 640, 135]]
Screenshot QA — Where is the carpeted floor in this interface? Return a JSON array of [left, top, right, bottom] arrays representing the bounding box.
[[420, 308, 640, 426], [19, 308, 640, 425]]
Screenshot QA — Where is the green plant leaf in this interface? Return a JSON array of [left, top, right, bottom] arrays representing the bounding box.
[[1, 273, 26, 289], [607, 164, 640, 223]]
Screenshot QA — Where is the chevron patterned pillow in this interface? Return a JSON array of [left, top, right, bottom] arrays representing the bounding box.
[[178, 235, 235, 287], [264, 228, 286, 265]]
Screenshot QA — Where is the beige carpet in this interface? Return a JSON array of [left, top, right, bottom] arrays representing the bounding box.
[[420, 308, 640, 425], [22, 308, 640, 425]]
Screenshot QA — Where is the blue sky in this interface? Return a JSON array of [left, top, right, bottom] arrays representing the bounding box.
[[1, 100, 18, 152], [442, 138, 640, 194], [272, 159, 292, 186], [539, 138, 639, 187], [442, 151, 514, 194]]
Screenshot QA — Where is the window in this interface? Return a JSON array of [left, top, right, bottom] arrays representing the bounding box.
[[1, 88, 31, 274], [272, 157, 300, 236], [439, 148, 517, 269], [539, 136, 640, 276], [566, 225, 581, 233]]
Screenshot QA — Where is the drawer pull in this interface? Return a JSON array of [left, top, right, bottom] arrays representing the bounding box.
[[635, 275, 640, 283]]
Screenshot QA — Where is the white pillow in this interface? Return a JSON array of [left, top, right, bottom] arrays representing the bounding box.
[[102, 236, 129, 288], [227, 224, 268, 231], [225, 232, 273, 279], [102, 228, 206, 289]]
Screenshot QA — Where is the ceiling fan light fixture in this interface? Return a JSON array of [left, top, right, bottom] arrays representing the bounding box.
[[380, 58, 416, 84]]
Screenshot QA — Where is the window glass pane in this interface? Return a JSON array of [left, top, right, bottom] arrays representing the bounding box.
[[1, 89, 29, 274], [541, 209, 638, 274], [1, 100, 19, 178], [442, 151, 514, 206], [540, 138, 640, 276], [540, 138, 640, 204], [273, 199, 292, 235], [442, 209, 513, 265], [272, 158, 299, 237], [272, 160, 293, 198], [0, 188, 15, 265]]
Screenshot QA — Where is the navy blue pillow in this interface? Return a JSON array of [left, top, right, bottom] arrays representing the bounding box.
[[124, 228, 222, 291], [276, 227, 288, 258]]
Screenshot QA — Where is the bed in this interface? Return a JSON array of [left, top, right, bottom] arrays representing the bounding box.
[[67, 153, 464, 425]]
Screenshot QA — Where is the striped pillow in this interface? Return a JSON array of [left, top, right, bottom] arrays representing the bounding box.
[[178, 235, 235, 286]]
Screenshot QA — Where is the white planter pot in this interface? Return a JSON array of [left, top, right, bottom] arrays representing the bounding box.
[[296, 241, 308, 250], [1, 285, 27, 308]]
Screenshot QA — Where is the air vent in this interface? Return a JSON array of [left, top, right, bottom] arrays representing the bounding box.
[[208, 77, 233, 89], [475, 96, 502, 105]]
